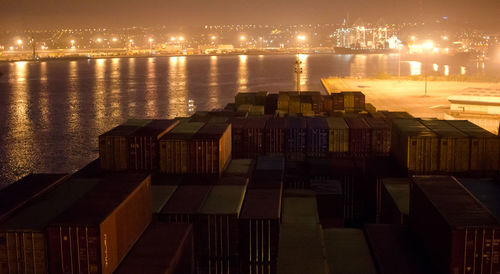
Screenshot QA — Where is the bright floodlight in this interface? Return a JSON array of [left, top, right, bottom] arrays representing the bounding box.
[[149, 38, 153, 43], [443, 36, 448, 40], [70, 40, 75, 44], [97, 38, 102, 43], [9, 46, 14, 51], [171, 37, 176, 41], [240, 35, 246, 41], [16, 39, 22, 45], [179, 36, 185, 41], [422, 41, 434, 49], [211, 36, 216, 40], [297, 35, 306, 41], [112, 37, 118, 42], [411, 36, 416, 40]]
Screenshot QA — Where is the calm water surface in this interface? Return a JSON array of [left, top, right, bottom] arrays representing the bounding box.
[[0, 54, 498, 184]]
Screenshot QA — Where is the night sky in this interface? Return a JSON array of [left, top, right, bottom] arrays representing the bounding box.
[[0, 0, 499, 29]]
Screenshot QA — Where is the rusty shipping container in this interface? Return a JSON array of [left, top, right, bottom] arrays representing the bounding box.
[[159, 121, 205, 174], [239, 187, 282, 274], [99, 125, 144, 171], [326, 117, 349, 154], [364, 224, 437, 274], [190, 123, 232, 175], [285, 117, 307, 161], [159, 185, 212, 224], [391, 119, 439, 173], [410, 176, 500, 274], [47, 173, 152, 274], [345, 117, 371, 156], [114, 222, 194, 274], [0, 173, 68, 223], [265, 117, 286, 155], [364, 117, 391, 156], [342, 91, 365, 113], [0, 176, 100, 274], [310, 180, 344, 228], [129, 119, 179, 170], [332, 92, 344, 111], [446, 120, 500, 172], [244, 117, 268, 158], [420, 119, 470, 172], [197, 184, 248, 274], [306, 117, 329, 157], [376, 178, 409, 224], [323, 228, 377, 274]]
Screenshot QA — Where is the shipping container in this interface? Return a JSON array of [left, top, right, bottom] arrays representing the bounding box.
[[0, 177, 100, 274], [379, 111, 413, 121], [231, 117, 247, 159], [376, 178, 409, 224], [446, 120, 500, 172], [251, 156, 285, 189], [285, 117, 307, 161], [159, 185, 212, 224], [331, 92, 344, 111], [122, 119, 153, 127], [244, 117, 268, 158], [129, 119, 179, 170], [249, 105, 265, 116], [282, 190, 319, 224], [239, 187, 282, 273], [197, 185, 248, 274], [330, 159, 361, 225], [326, 117, 349, 154], [306, 117, 329, 157], [159, 122, 205, 174], [391, 119, 439, 173], [457, 177, 500, 221], [224, 159, 255, 179], [364, 117, 391, 156], [302, 91, 323, 113], [224, 103, 236, 112], [322, 95, 333, 114], [265, 117, 286, 155], [277, 224, 327, 274], [47, 173, 152, 274], [99, 125, 144, 171], [288, 95, 301, 115], [114, 222, 194, 274], [238, 104, 253, 114], [284, 160, 307, 189], [364, 224, 437, 274], [236, 92, 257, 107], [277, 93, 290, 112], [0, 173, 68, 223], [345, 117, 371, 156], [365, 103, 377, 115], [190, 123, 232, 176], [299, 94, 313, 114], [342, 91, 365, 113], [264, 94, 278, 115], [256, 91, 269, 105], [420, 119, 470, 172], [310, 180, 344, 227], [410, 176, 500, 274], [151, 185, 178, 214], [323, 228, 377, 274]]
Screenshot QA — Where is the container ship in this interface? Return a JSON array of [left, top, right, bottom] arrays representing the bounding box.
[[334, 47, 398, 54]]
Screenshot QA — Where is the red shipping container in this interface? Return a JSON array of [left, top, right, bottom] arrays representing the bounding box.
[[364, 117, 391, 156], [332, 93, 344, 111]]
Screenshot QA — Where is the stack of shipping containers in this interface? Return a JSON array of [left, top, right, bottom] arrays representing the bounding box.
[[190, 122, 232, 176], [410, 176, 500, 274], [265, 117, 286, 155], [306, 117, 329, 158], [364, 117, 391, 156], [326, 117, 349, 156], [345, 117, 371, 157], [342, 91, 365, 113], [244, 117, 268, 158], [285, 117, 307, 161]]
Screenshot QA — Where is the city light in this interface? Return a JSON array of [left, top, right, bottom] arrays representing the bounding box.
[[9, 46, 14, 51], [171, 37, 176, 41], [179, 36, 185, 41], [70, 40, 75, 45], [297, 35, 307, 41], [211, 36, 216, 40], [149, 38, 153, 43], [240, 35, 246, 41], [16, 39, 22, 45], [112, 37, 118, 42], [422, 41, 434, 49], [96, 38, 102, 43]]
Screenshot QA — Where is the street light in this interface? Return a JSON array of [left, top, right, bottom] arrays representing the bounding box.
[[148, 38, 153, 54], [211, 36, 216, 41], [96, 38, 102, 43], [240, 35, 246, 41], [112, 37, 118, 42], [16, 39, 23, 45], [178, 36, 185, 41]]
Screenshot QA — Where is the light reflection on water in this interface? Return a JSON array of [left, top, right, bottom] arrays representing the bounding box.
[[0, 54, 498, 184]]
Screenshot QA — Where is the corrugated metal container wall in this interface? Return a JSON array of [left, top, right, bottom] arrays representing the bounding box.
[[159, 122, 205, 174], [191, 123, 232, 175], [265, 117, 286, 155], [249, 105, 265, 116], [306, 117, 329, 157], [238, 104, 252, 114], [326, 117, 349, 154], [231, 117, 247, 159], [446, 120, 500, 172], [239, 187, 282, 274], [288, 95, 301, 114], [264, 94, 278, 115], [345, 117, 371, 156], [0, 178, 100, 274], [364, 117, 391, 156], [322, 95, 333, 114], [376, 178, 409, 224], [420, 119, 470, 172], [159, 185, 212, 224], [197, 185, 247, 274], [244, 117, 267, 158], [310, 180, 344, 228], [304, 91, 323, 113], [277, 224, 327, 274], [129, 119, 179, 170], [323, 228, 377, 274], [99, 125, 144, 171], [299, 95, 313, 114], [332, 93, 344, 111], [364, 224, 437, 274], [410, 176, 500, 274], [0, 173, 68, 223], [236, 92, 257, 107], [114, 222, 194, 274], [285, 117, 307, 161], [277, 93, 290, 112], [342, 91, 365, 113], [47, 174, 152, 274], [391, 119, 439, 173]]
